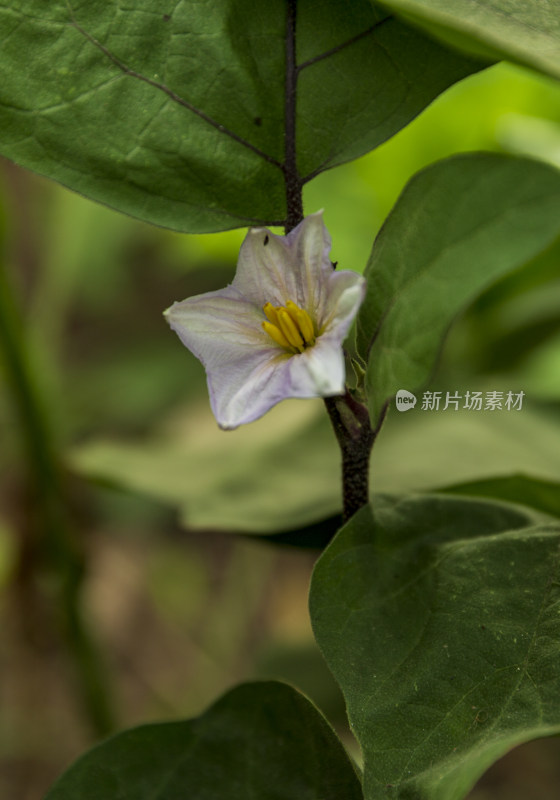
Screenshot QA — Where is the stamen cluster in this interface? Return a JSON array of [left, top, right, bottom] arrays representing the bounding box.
[[262, 300, 316, 353]]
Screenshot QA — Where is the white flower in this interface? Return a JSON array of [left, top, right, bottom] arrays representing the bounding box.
[[164, 212, 366, 430]]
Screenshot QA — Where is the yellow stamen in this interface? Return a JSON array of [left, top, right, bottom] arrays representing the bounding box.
[[263, 302, 280, 327], [262, 320, 292, 350], [286, 301, 315, 344], [278, 308, 304, 350], [261, 300, 316, 353]]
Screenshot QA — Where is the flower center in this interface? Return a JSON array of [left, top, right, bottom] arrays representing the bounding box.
[[261, 300, 316, 353]]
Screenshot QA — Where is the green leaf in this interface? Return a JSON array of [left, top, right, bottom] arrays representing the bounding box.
[[310, 494, 560, 800], [68, 399, 342, 533], [375, 0, 560, 80], [438, 474, 560, 520], [292, 2, 484, 178], [0, 0, 482, 233], [356, 153, 560, 424], [68, 394, 560, 535], [45, 681, 363, 799], [372, 402, 560, 497]]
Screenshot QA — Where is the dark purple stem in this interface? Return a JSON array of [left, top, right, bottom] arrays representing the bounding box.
[[323, 393, 383, 521], [284, 0, 303, 233], [283, 1, 381, 519]]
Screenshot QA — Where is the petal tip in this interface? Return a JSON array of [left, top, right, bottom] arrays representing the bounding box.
[[217, 420, 238, 432]]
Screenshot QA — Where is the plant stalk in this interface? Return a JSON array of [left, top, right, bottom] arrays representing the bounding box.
[[284, 0, 303, 233], [324, 393, 376, 521], [0, 248, 114, 737], [282, 0, 378, 520]]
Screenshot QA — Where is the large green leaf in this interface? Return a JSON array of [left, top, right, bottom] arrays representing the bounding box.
[[375, 0, 560, 80], [310, 494, 560, 800], [68, 395, 560, 534], [372, 402, 560, 496], [45, 681, 363, 799], [68, 399, 341, 533], [356, 154, 560, 424], [0, 0, 481, 233]]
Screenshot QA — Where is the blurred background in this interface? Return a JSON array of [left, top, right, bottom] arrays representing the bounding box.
[[1, 61, 560, 799]]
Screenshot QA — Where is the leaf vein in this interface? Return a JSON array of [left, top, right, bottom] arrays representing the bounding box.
[[65, 2, 284, 171], [297, 15, 394, 72]]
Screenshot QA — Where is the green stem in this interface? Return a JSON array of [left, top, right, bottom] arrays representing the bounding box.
[[0, 252, 114, 737]]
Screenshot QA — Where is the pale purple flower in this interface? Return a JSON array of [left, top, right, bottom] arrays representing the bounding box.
[[164, 212, 366, 430]]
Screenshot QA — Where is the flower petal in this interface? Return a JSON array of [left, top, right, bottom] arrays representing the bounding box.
[[210, 337, 347, 429], [233, 211, 332, 315], [321, 269, 367, 341], [166, 286, 287, 429], [286, 336, 346, 397], [165, 285, 268, 353], [207, 349, 293, 430]]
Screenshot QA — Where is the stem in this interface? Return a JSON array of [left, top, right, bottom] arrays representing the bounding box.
[[0, 249, 114, 737], [284, 0, 303, 233], [324, 393, 377, 521], [281, 2, 381, 518]]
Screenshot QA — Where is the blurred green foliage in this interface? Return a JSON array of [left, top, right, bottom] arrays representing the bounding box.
[[1, 59, 560, 799], [1, 62, 559, 535]]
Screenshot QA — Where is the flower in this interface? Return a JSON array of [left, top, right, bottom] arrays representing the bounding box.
[[164, 212, 366, 430]]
